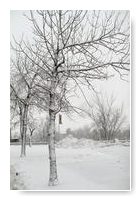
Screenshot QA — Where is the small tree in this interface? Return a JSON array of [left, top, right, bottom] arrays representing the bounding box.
[[84, 94, 126, 140], [27, 112, 37, 146], [66, 128, 72, 136]]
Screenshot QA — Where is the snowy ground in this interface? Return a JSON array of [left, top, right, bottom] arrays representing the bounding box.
[[10, 139, 130, 191]]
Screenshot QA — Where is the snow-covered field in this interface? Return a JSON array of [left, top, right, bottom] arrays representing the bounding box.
[[10, 138, 130, 191]]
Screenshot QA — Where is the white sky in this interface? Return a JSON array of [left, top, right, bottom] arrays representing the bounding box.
[[10, 10, 130, 133]]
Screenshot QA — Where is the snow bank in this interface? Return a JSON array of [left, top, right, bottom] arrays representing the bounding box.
[[56, 135, 79, 148], [56, 135, 130, 149], [56, 135, 95, 148]]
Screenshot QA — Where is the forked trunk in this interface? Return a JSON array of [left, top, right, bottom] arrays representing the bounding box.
[[20, 105, 28, 157], [29, 128, 35, 147], [48, 110, 58, 186]]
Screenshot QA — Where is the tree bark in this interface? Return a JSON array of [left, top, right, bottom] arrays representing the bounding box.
[[20, 105, 28, 157], [48, 110, 58, 186], [29, 128, 35, 147]]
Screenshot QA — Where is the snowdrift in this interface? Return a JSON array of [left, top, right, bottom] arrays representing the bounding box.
[[56, 135, 130, 149]]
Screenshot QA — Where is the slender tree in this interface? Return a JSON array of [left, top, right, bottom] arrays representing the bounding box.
[[27, 110, 38, 146], [12, 10, 130, 185], [10, 49, 39, 157]]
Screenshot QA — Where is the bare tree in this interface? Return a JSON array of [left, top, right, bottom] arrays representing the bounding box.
[[83, 94, 126, 140], [11, 10, 130, 185], [10, 97, 20, 139], [27, 114, 36, 147], [10, 49, 39, 157]]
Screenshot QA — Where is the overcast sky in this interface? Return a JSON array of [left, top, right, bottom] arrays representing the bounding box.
[[10, 10, 130, 133]]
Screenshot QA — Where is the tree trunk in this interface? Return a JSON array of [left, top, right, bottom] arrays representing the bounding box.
[[29, 135, 32, 147], [20, 105, 28, 157], [48, 110, 58, 186], [10, 128, 12, 139], [29, 128, 35, 147], [20, 131, 26, 157]]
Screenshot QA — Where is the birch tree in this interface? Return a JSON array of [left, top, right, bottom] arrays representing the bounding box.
[[12, 10, 130, 185]]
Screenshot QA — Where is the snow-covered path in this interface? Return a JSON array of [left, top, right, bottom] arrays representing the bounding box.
[[10, 144, 130, 190]]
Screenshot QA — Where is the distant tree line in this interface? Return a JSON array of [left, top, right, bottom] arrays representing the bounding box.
[[66, 126, 130, 141]]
